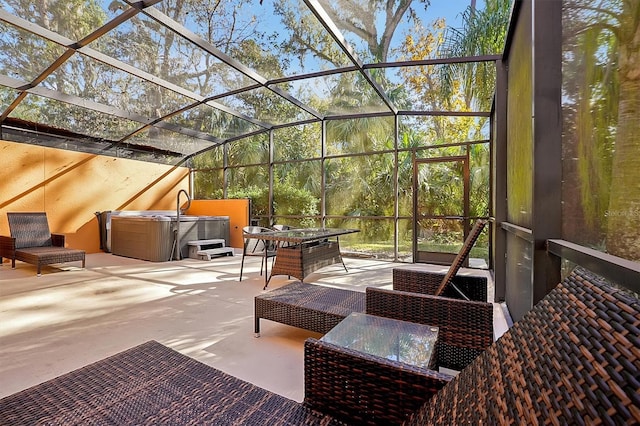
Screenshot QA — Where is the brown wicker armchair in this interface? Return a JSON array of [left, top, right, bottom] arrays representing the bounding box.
[[1, 267, 637, 425], [301, 288, 493, 425], [0, 212, 85, 275]]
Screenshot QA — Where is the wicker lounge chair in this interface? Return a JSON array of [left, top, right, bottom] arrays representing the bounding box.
[[1, 267, 637, 425], [0, 340, 340, 426], [0, 212, 85, 275], [255, 280, 493, 372], [254, 219, 489, 339], [425, 217, 489, 299]]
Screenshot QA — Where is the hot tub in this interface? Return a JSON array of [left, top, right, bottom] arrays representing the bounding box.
[[110, 214, 230, 262]]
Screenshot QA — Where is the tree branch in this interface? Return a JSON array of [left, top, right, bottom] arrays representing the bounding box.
[[322, 3, 376, 50], [564, 1, 622, 22], [573, 21, 622, 41], [379, 0, 412, 61]]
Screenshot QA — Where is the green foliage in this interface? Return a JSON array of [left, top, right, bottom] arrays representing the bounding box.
[[469, 143, 490, 217], [227, 186, 269, 216], [274, 123, 321, 161], [0, 0, 111, 132], [227, 134, 270, 166], [272, 1, 349, 67], [505, 13, 533, 226], [574, 29, 616, 230], [193, 155, 224, 199], [274, 0, 431, 64], [273, 185, 319, 228], [562, 0, 638, 259], [326, 116, 394, 155], [192, 145, 224, 170], [438, 0, 512, 110], [228, 184, 319, 228]]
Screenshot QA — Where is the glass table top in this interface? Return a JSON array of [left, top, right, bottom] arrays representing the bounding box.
[[246, 227, 359, 243], [321, 312, 439, 369]]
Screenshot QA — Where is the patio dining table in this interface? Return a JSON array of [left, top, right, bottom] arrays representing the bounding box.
[[245, 227, 359, 289]]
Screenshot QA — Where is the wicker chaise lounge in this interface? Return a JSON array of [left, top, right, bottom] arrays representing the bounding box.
[[0, 340, 340, 426], [256, 280, 493, 373], [1, 267, 637, 425], [0, 212, 85, 275], [254, 219, 490, 339]]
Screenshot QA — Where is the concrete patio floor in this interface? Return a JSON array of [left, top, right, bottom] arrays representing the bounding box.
[[0, 252, 506, 402]]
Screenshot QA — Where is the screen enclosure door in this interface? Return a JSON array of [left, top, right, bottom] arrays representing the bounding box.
[[413, 156, 470, 265]]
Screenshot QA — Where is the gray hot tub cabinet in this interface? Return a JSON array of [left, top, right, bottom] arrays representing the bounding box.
[[110, 215, 230, 262]]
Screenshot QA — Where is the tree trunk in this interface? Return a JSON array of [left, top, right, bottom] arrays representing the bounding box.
[[605, 8, 640, 261]]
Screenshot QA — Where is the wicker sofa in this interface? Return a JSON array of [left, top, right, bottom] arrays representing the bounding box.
[[1, 267, 637, 425], [0, 212, 85, 275]]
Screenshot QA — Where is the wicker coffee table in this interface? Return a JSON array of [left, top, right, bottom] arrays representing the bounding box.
[[304, 312, 443, 424]]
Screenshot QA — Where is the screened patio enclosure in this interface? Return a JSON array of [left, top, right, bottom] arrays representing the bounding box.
[[2, 0, 639, 322], [0, 0, 503, 267]]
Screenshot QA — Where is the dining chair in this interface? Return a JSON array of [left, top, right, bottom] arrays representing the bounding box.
[[271, 224, 292, 247], [239, 226, 277, 281]]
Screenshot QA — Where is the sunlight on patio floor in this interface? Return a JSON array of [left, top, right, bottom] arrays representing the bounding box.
[[0, 252, 505, 402]]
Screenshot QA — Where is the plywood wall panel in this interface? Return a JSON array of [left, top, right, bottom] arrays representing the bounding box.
[[1, 140, 189, 254]]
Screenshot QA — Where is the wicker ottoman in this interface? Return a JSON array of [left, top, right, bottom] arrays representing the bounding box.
[[254, 281, 366, 336]]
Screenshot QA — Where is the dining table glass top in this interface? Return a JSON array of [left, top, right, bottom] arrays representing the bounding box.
[[245, 227, 359, 243]]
